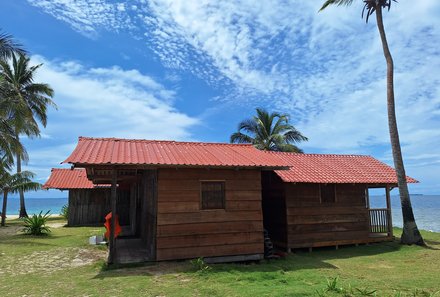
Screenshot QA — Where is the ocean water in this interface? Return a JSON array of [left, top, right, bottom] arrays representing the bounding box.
[[1, 195, 439, 232], [1, 197, 68, 216], [369, 195, 440, 232]]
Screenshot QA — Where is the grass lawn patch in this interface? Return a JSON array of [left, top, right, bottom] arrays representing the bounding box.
[[1, 218, 439, 296]]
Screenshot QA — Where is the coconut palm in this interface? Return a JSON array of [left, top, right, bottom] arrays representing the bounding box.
[[320, 0, 424, 245], [0, 53, 56, 218], [1, 169, 40, 226], [0, 30, 26, 165], [230, 108, 308, 152]]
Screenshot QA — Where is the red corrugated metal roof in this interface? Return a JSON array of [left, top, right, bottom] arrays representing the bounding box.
[[271, 152, 418, 184], [63, 137, 289, 168], [43, 168, 106, 190]]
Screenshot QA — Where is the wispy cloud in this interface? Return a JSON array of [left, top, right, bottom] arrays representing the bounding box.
[[26, 0, 440, 193], [21, 55, 199, 190]]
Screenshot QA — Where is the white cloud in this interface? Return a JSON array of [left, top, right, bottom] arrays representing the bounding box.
[[20, 55, 199, 188], [26, 0, 440, 193]]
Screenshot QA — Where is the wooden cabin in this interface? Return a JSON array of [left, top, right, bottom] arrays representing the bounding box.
[[60, 137, 417, 264], [261, 153, 418, 251], [62, 137, 288, 264], [43, 169, 112, 226]]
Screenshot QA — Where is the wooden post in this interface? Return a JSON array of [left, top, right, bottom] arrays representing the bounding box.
[[108, 169, 117, 264], [385, 184, 393, 237]]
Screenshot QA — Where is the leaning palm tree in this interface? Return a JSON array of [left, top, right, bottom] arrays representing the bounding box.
[[0, 53, 56, 218], [0, 30, 26, 60], [1, 168, 41, 226], [320, 0, 424, 245], [230, 108, 308, 152]]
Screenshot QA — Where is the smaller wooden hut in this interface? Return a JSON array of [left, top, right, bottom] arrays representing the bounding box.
[[43, 168, 112, 226], [262, 153, 418, 251]]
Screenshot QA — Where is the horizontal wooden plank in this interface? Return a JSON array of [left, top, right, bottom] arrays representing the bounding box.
[[288, 230, 370, 244], [158, 190, 261, 203], [226, 200, 262, 211], [288, 222, 369, 234], [287, 206, 368, 216], [288, 236, 393, 249], [157, 221, 263, 237], [157, 232, 263, 249], [158, 201, 200, 213], [157, 242, 263, 261], [287, 214, 368, 225], [159, 168, 261, 181], [157, 210, 263, 225], [158, 179, 261, 192], [158, 199, 262, 213], [227, 191, 261, 201], [159, 191, 199, 202]]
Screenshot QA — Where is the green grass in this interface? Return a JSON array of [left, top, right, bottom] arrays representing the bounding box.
[[1, 218, 439, 297]]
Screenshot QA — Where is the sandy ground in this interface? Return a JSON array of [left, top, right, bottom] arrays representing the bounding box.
[[5, 214, 60, 220]]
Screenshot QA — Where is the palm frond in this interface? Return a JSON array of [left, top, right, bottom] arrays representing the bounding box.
[[320, 0, 354, 11], [230, 132, 254, 144], [0, 30, 27, 60]]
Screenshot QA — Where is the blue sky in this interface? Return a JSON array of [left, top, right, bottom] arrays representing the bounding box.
[[1, 0, 439, 198]]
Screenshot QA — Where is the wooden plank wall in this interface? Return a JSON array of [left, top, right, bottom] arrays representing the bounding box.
[[285, 183, 370, 248], [68, 188, 130, 226], [156, 168, 264, 261], [261, 172, 287, 247]]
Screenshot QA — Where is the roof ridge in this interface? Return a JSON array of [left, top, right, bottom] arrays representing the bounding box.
[[265, 151, 372, 158], [78, 136, 254, 146]]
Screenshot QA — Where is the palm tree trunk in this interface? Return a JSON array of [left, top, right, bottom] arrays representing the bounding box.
[[375, 6, 424, 245], [16, 134, 28, 218], [1, 191, 7, 226]]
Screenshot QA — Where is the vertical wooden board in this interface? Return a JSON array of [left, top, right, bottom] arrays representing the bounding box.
[[143, 169, 158, 261]]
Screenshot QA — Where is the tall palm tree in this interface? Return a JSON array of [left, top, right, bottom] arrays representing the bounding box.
[[230, 108, 308, 152], [0, 30, 26, 165], [0, 53, 56, 218], [320, 0, 424, 245], [1, 168, 40, 226]]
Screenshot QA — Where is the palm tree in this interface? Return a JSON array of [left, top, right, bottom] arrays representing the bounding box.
[[1, 168, 40, 226], [0, 30, 26, 60], [230, 108, 308, 152], [0, 30, 26, 165], [0, 53, 56, 218], [320, 0, 424, 245]]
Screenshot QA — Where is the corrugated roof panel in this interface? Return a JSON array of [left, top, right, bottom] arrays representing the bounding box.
[[271, 152, 417, 184], [63, 137, 289, 168], [42, 168, 98, 189]]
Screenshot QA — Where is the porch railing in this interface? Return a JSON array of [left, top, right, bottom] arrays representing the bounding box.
[[369, 208, 390, 234]]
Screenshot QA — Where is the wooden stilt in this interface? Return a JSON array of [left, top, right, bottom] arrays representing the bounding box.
[[108, 169, 117, 264], [308, 247, 313, 253], [335, 245, 339, 250]]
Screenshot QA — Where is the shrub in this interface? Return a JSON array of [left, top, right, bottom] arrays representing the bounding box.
[[60, 204, 68, 220], [190, 257, 211, 273], [325, 276, 343, 293], [22, 211, 51, 235]]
